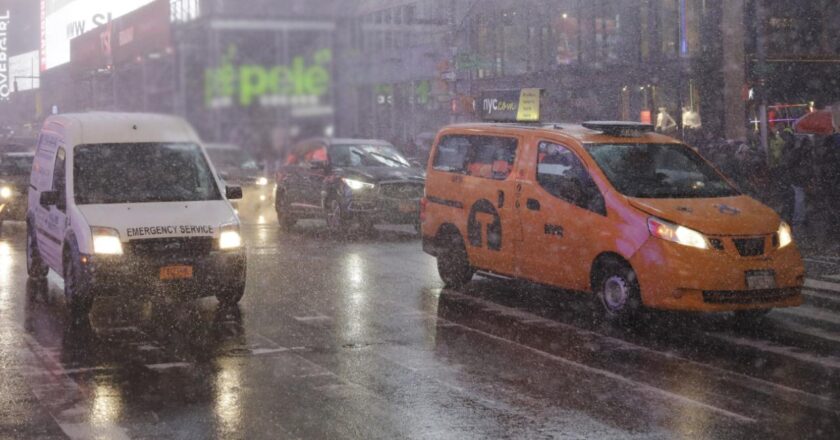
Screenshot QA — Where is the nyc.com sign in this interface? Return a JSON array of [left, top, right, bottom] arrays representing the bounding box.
[[205, 46, 331, 110]]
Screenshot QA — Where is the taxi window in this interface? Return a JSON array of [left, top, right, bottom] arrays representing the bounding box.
[[537, 141, 605, 215], [433, 135, 517, 180]]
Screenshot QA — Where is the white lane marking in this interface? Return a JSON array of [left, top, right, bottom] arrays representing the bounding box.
[[774, 319, 840, 344], [145, 362, 193, 371], [826, 274, 840, 281], [805, 278, 840, 293], [803, 288, 840, 304], [22, 333, 131, 440], [710, 333, 840, 370], [250, 347, 289, 355], [441, 315, 756, 423], [776, 305, 840, 326], [293, 314, 333, 322], [437, 290, 837, 414]]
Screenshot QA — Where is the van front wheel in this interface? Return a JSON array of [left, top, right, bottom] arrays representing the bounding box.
[[26, 223, 49, 279], [216, 280, 245, 307], [63, 244, 93, 320]]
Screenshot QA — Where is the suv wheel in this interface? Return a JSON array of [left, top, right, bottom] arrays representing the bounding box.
[[275, 190, 296, 231], [325, 198, 349, 235], [437, 232, 474, 288], [594, 258, 642, 322], [63, 244, 93, 321], [26, 222, 49, 279]]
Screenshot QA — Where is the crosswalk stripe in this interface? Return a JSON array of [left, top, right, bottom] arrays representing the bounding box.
[[805, 278, 840, 293], [776, 305, 840, 326]]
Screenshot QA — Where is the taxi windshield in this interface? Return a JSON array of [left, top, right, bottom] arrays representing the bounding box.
[[74, 143, 223, 205], [586, 143, 739, 199]]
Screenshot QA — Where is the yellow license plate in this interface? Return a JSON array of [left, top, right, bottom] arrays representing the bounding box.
[[160, 265, 193, 280], [398, 201, 418, 213]]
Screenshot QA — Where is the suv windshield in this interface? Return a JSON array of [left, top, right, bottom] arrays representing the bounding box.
[[329, 143, 410, 168], [586, 143, 739, 199], [74, 143, 222, 205], [206, 148, 259, 170]]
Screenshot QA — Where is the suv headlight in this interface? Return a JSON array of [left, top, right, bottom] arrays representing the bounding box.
[[219, 223, 242, 250], [91, 226, 123, 255], [777, 221, 793, 248], [0, 186, 12, 199], [647, 217, 709, 250], [342, 178, 375, 191], [256, 177, 269, 186]]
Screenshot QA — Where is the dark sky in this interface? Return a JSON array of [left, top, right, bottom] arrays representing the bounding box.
[[0, 0, 40, 56]]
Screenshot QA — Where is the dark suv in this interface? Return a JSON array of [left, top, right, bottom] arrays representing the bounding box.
[[275, 138, 425, 234]]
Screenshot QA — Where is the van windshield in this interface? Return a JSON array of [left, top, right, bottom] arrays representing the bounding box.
[[586, 143, 739, 199], [74, 143, 222, 205]]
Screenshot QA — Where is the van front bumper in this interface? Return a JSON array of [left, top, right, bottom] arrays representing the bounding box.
[[629, 237, 804, 312], [79, 250, 246, 297]]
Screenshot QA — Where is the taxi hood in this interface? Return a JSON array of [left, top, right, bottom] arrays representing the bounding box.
[[78, 201, 237, 241], [627, 196, 780, 236]]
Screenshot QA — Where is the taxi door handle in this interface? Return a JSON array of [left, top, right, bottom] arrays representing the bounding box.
[[497, 190, 505, 208], [526, 198, 541, 211]]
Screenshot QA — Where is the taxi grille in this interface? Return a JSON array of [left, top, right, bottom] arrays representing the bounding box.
[[732, 237, 766, 257], [128, 237, 214, 259], [702, 288, 798, 304], [380, 182, 424, 200]]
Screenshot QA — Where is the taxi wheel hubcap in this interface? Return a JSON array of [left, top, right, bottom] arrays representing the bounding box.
[[603, 276, 629, 311]]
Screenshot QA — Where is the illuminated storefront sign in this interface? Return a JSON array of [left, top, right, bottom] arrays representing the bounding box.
[[204, 46, 332, 110], [0, 9, 9, 101], [41, 0, 157, 70]]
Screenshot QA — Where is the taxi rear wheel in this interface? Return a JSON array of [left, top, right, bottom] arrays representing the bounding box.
[[437, 233, 474, 288], [594, 259, 642, 322]]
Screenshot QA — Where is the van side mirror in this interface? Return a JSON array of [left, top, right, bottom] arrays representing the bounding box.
[[226, 185, 243, 200], [39, 190, 59, 208]]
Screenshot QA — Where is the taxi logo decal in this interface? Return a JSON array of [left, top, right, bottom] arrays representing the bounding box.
[[468, 199, 502, 251], [715, 204, 741, 216]]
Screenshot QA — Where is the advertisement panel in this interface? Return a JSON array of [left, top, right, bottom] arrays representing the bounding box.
[[41, 0, 156, 70], [0, 9, 9, 101], [9, 50, 39, 92]]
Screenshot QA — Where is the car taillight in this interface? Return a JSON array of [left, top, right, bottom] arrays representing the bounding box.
[[420, 197, 428, 222]]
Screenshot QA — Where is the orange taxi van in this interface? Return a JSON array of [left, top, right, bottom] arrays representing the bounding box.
[[421, 118, 804, 320]]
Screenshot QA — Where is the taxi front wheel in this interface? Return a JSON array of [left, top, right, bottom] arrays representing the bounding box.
[[593, 259, 642, 322], [437, 233, 474, 288]]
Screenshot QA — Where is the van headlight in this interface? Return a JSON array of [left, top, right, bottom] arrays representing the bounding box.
[[219, 223, 242, 250], [777, 221, 793, 248], [342, 178, 375, 191], [91, 227, 124, 255], [256, 177, 269, 186], [647, 217, 709, 250], [0, 186, 12, 199]]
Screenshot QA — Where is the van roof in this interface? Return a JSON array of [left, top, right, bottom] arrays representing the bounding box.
[[41, 112, 201, 148], [441, 122, 681, 144]]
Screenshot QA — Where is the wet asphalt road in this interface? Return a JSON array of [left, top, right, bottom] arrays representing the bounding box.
[[2, 215, 840, 439]]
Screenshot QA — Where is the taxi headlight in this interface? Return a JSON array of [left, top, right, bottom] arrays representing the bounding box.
[[647, 217, 709, 250], [256, 177, 269, 186], [777, 221, 793, 248], [342, 178, 375, 191], [91, 227, 123, 255], [0, 186, 12, 199], [219, 224, 242, 250]]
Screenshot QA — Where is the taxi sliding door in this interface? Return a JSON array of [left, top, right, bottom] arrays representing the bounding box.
[[515, 140, 607, 291]]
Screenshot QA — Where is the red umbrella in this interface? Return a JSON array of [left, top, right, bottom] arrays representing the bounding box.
[[794, 110, 834, 135]]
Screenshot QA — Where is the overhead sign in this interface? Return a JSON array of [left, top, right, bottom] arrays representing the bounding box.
[[41, 0, 157, 71], [478, 88, 542, 122], [9, 51, 40, 92], [0, 9, 9, 101]]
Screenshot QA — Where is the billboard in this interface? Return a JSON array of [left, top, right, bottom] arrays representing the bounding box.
[[41, 0, 156, 71], [10, 50, 39, 92]]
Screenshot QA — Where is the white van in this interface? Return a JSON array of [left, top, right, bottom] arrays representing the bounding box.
[[26, 113, 246, 318]]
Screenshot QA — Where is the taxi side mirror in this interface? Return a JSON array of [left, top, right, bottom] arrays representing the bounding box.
[[226, 185, 243, 200], [39, 190, 59, 208]]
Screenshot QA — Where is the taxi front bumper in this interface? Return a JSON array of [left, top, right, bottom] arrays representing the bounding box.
[[629, 237, 804, 312], [80, 249, 246, 297]]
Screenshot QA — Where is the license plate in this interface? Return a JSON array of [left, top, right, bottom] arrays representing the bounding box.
[[160, 265, 193, 280], [746, 270, 775, 290], [398, 201, 418, 213]]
